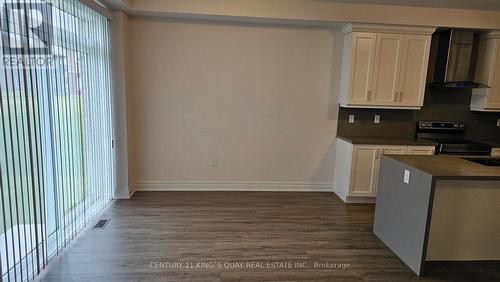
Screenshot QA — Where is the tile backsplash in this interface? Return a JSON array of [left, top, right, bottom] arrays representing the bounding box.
[[337, 87, 500, 141]]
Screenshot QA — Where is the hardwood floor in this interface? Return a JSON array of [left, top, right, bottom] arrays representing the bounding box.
[[38, 192, 500, 281]]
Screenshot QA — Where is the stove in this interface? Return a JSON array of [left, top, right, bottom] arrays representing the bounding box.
[[416, 121, 492, 156]]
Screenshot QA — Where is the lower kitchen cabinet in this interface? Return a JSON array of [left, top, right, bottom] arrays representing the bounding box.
[[381, 146, 408, 155], [492, 148, 500, 157], [333, 138, 435, 203], [407, 145, 436, 155], [350, 145, 379, 197]]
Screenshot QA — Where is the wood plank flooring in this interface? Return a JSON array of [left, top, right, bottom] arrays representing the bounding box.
[[37, 192, 500, 281]]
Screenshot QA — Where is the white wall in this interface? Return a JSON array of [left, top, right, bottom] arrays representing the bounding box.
[[127, 18, 338, 190], [111, 11, 132, 198]]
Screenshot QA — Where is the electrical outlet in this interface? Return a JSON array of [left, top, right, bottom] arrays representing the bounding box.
[[210, 158, 218, 168], [348, 115, 355, 123], [404, 170, 410, 184], [374, 115, 380, 124], [497, 119, 500, 127]]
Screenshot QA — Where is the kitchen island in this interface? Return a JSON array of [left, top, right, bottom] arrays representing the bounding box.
[[373, 155, 500, 276]]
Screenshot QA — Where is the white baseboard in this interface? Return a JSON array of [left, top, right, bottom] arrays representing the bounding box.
[[129, 186, 136, 198], [131, 181, 333, 192], [114, 183, 137, 199]]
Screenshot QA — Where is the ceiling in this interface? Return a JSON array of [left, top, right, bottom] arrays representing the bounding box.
[[319, 0, 500, 11]]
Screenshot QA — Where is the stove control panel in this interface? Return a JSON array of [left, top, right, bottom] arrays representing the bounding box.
[[418, 121, 465, 131]]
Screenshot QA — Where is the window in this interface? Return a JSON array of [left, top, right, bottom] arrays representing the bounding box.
[[0, 1, 113, 281]]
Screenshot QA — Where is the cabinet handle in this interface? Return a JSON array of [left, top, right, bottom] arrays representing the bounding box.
[[399, 91, 403, 102], [375, 149, 380, 159], [367, 90, 371, 101]]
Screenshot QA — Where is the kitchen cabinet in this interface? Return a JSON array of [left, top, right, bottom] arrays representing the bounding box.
[[333, 138, 436, 203], [471, 32, 500, 111], [371, 34, 403, 105], [345, 32, 377, 105], [339, 24, 434, 109], [353, 145, 409, 197], [350, 145, 379, 197], [350, 145, 409, 197], [492, 148, 500, 157], [398, 35, 431, 106], [381, 145, 408, 155], [407, 146, 435, 155]]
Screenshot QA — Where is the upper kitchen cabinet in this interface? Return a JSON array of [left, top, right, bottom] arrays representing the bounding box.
[[339, 24, 435, 109], [341, 32, 377, 105], [371, 33, 404, 105], [398, 35, 432, 106], [471, 31, 500, 111]]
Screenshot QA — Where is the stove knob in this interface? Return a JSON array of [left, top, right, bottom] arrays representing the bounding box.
[[421, 123, 426, 127], [454, 124, 459, 128], [427, 123, 432, 127], [460, 124, 464, 128]]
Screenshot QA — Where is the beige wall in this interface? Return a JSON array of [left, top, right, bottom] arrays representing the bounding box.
[[108, 0, 500, 192], [127, 18, 338, 185], [123, 0, 500, 29]]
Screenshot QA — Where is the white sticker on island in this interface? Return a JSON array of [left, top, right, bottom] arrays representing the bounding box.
[[404, 170, 410, 184]]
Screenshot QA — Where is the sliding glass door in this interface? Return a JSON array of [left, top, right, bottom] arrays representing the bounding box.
[[0, 1, 113, 281]]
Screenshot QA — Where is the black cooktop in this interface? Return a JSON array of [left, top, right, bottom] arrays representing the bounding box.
[[416, 121, 492, 155]]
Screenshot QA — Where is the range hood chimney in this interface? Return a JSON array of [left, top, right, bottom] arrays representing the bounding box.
[[427, 29, 487, 88]]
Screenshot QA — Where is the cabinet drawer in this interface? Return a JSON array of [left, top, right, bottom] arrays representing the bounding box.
[[407, 146, 435, 155], [380, 145, 407, 155]]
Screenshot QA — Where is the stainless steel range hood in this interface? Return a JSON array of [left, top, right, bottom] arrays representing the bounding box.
[[427, 29, 488, 88]]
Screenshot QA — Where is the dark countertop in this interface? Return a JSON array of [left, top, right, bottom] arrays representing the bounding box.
[[337, 135, 438, 146], [470, 138, 500, 147], [386, 155, 500, 180]]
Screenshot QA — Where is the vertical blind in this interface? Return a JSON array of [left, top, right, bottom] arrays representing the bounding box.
[[0, 0, 114, 281]]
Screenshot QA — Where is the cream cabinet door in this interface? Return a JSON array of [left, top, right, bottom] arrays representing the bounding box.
[[485, 39, 500, 108], [350, 146, 379, 197], [348, 32, 377, 105], [397, 35, 431, 107], [491, 148, 500, 157], [371, 34, 404, 105], [407, 146, 436, 155]]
